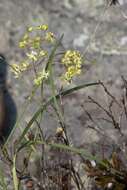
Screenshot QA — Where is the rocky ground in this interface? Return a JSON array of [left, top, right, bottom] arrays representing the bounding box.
[[0, 0, 127, 189]]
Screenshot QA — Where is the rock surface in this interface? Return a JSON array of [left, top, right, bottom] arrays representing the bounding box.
[[0, 1, 127, 188]]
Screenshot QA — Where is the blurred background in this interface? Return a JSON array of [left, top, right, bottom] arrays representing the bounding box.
[[0, 0, 127, 148]]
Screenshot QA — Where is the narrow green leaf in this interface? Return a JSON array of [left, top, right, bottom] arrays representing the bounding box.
[[12, 155, 19, 190]]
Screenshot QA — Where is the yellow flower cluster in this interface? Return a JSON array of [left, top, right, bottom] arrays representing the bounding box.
[[45, 32, 55, 43], [19, 24, 55, 49], [34, 69, 49, 86], [11, 24, 54, 81], [26, 50, 48, 62], [61, 50, 82, 83], [27, 24, 48, 32], [19, 34, 41, 49], [11, 61, 30, 78], [26, 50, 38, 61]]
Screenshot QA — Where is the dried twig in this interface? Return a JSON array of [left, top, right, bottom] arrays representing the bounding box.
[[99, 81, 121, 107]]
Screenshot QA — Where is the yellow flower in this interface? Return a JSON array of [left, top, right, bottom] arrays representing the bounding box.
[[34, 69, 49, 86], [23, 33, 29, 41], [36, 24, 48, 31], [11, 64, 21, 78], [39, 50, 48, 58], [26, 50, 38, 61], [31, 36, 41, 49], [19, 41, 27, 48], [45, 32, 55, 43], [20, 61, 30, 71], [27, 26, 33, 32]]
